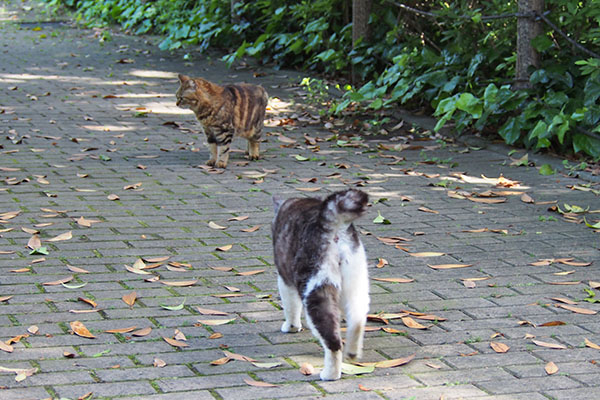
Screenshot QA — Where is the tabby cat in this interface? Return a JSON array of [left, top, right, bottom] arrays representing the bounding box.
[[175, 74, 268, 168], [272, 189, 370, 381]]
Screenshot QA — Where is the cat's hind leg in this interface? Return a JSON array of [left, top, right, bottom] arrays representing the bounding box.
[[277, 276, 302, 333], [304, 283, 342, 381], [341, 247, 369, 361]]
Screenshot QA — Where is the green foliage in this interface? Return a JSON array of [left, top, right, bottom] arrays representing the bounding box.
[[43, 0, 600, 158]]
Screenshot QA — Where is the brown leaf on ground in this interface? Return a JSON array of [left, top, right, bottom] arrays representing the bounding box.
[[243, 378, 278, 388], [372, 277, 414, 283], [402, 316, 428, 329], [131, 327, 152, 337], [584, 338, 600, 350], [0, 296, 13, 302], [228, 215, 249, 221], [490, 342, 510, 353], [70, 321, 95, 339], [376, 258, 389, 268], [196, 307, 228, 316], [67, 265, 90, 273], [374, 353, 415, 368], [216, 244, 233, 252], [46, 231, 73, 242], [163, 337, 189, 348], [43, 276, 74, 286], [153, 358, 166, 368], [78, 297, 97, 308], [299, 362, 315, 375], [418, 206, 439, 214], [236, 269, 265, 276], [27, 235, 41, 250], [520, 193, 535, 203], [428, 264, 473, 270], [241, 225, 261, 232], [122, 291, 137, 307], [76, 217, 101, 227], [555, 304, 597, 315], [545, 361, 559, 375], [410, 252, 445, 257], [160, 280, 198, 287], [208, 332, 224, 339], [0, 341, 14, 353], [197, 318, 236, 326], [531, 339, 566, 349], [105, 326, 137, 334], [550, 297, 577, 305], [539, 321, 566, 327]]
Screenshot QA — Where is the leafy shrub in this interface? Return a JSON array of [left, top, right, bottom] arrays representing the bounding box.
[[43, 0, 600, 158]]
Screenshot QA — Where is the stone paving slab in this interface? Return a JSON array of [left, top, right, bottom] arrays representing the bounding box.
[[1, 1, 600, 399]]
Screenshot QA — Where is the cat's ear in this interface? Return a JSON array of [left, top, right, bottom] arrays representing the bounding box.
[[272, 195, 285, 214]]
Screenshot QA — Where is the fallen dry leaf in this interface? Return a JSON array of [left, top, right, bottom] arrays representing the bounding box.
[[532, 339, 566, 350], [228, 215, 249, 221], [27, 235, 42, 250], [153, 358, 166, 368], [216, 244, 233, 252], [241, 225, 261, 233], [418, 206, 439, 214], [131, 327, 152, 337], [520, 193, 535, 203], [76, 217, 101, 227], [0, 341, 14, 353], [372, 277, 414, 283], [122, 291, 137, 307], [197, 318, 236, 326], [163, 337, 189, 348], [236, 269, 265, 276], [67, 265, 90, 274], [243, 378, 278, 388], [490, 341, 510, 353], [373, 353, 415, 368], [208, 332, 224, 339], [376, 258, 389, 268], [196, 307, 228, 316], [539, 321, 566, 327], [78, 297, 97, 308], [70, 321, 95, 339], [105, 326, 137, 334], [584, 338, 600, 350], [27, 325, 39, 335], [428, 264, 473, 270], [0, 296, 13, 302], [545, 361, 558, 375], [300, 363, 315, 376], [555, 304, 597, 315], [43, 276, 74, 286], [208, 221, 227, 230], [590, 281, 600, 289], [160, 280, 198, 287], [402, 316, 428, 329], [410, 252, 445, 257], [46, 231, 73, 242], [550, 297, 577, 305]]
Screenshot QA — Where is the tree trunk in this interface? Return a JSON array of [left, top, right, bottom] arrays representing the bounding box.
[[352, 0, 372, 83], [231, 0, 240, 24], [515, 0, 544, 89]]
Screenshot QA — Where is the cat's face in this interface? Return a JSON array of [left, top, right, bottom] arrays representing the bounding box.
[[175, 74, 199, 110]]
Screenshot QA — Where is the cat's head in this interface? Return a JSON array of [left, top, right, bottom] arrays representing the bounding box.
[[175, 74, 215, 110], [324, 189, 369, 224]]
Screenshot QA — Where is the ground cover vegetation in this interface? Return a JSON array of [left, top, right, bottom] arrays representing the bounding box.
[[45, 0, 600, 159]]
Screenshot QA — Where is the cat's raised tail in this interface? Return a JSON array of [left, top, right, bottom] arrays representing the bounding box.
[[320, 189, 369, 225]]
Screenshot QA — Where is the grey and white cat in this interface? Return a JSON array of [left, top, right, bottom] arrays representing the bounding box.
[[272, 189, 370, 380]]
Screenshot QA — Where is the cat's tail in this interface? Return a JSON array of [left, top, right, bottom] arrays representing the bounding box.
[[321, 189, 368, 225]]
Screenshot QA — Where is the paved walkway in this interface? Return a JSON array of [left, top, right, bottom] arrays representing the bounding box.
[[1, 2, 599, 399]]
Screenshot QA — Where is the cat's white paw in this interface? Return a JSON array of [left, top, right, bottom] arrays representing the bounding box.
[[319, 366, 341, 381], [281, 321, 302, 333], [344, 348, 362, 361]]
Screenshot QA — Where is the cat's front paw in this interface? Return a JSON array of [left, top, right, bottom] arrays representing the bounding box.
[[206, 159, 216, 167], [215, 160, 228, 169], [344, 349, 361, 361], [281, 321, 302, 333]]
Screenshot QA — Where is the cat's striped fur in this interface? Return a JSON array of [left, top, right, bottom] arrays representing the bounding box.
[[176, 74, 268, 168]]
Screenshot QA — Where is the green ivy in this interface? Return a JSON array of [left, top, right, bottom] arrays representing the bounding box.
[[43, 0, 600, 158]]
